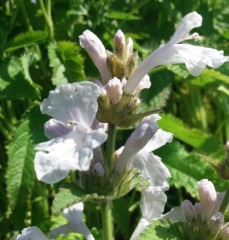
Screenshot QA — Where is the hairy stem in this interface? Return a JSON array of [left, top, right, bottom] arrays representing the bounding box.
[[101, 201, 114, 240]]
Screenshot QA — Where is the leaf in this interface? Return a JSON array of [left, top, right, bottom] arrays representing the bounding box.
[[141, 71, 172, 110], [190, 69, 229, 87], [6, 105, 48, 228], [6, 31, 47, 52], [0, 57, 40, 99], [52, 183, 87, 214], [158, 114, 225, 159], [167, 64, 190, 79], [48, 41, 85, 86], [138, 220, 177, 240]]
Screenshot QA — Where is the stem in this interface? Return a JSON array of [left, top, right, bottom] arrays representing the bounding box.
[[106, 123, 116, 171], [39, 0, 54, 41], [220, 184, 229, 214], [101, 201, 114, 240]]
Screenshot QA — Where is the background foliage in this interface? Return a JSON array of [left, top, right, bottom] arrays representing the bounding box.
[[0, 0, 228, 239]]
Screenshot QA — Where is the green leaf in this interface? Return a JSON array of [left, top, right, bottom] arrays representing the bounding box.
[[159, 114, 225, 159], [138, 220, 177, 240], [0, 57, 40, 99], [190, 69, 229, 87], [48, 41, 85, 86], [167, 64, 189, 79], [6, 105, 48, 228], [6, 31, 47, 52], [52, 183, 87, 214]]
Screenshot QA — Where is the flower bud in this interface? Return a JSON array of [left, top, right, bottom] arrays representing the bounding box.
[[104, 77, 123, 104], [181, 200, 196, 222], [218, 223, 229, 240], [79, 30, 112, 83], [208, 212, 224, 236], [198, 179, 217, 220]]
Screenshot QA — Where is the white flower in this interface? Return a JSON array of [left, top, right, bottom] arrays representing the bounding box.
[[50, 203, 95, 240], [14, 226, 49, 240], [115, 114, 172, 189], [130, 186, 167, 240], [79, 30, 112, 83], [124, 11, 229, 94], [34, 81, 107, 184]]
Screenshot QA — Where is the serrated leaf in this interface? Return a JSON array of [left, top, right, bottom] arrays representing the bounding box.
[[141, 72, 172, 110], [6, 31, 47, 52], [155, 141, 227, 197], [159, 114, 225, 159], [167, 65, 189, 79], [52, 183, 87, 214], [6, 105, 48, 227], [48, 41, 85, 86], [138, 220, 177, 240], [0, 57, 40, 99]]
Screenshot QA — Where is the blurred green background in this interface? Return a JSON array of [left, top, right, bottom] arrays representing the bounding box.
[[0, 0, 228, 239]]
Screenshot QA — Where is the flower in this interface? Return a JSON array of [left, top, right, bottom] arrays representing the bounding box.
[[14, 226, 49, 240], [130, 186, 167, 240], [50, 203, 95, 240], [115, 114, 172, 189], [163, 179, 226, 240], [124, 11, 229, 94], [79, 30, 112, 83], [34, 81, 107, 184]]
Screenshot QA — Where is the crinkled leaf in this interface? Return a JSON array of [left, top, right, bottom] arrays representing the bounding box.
[[6, 31, 47, 52], [167, 64, 189, 79], [48, 41, 85, 86], [52, 183, 87, 214], [0, 57, 40, 99], [6, 105, 48, 227], [138, 220, 177, 240], [141, 72, 172, 110]]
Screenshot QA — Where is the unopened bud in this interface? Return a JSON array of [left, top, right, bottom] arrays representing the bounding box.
[[208, 212, 224, 235], [105, 77, 123, 104], [181, 200, 196, 222]]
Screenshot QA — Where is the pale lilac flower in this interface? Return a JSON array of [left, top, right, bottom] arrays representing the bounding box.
[[124, 11, 229, 94], [14, 226, 49, 240], [130, 186, 167, 240], [163, 179, 226, 239], [34, 82, 107, 184], [79, 30, 112, 83], [50, 203, 95, 240], [115, 114, 172, 189]]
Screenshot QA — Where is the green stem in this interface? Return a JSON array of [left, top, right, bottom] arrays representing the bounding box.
[[39, 0, 54, 41], [219, 184, 229, 214], [106, 124, 116, 172], [101, 201, 114, 240]]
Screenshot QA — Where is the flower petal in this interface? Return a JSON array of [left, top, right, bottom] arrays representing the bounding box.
[[44, 119, 71, 139], [169, 11, 202, 45], [34, 127, 93, 184], [115, 120, 157, 172], [140, 186, 167, 221], [41, 82, 100, 128], [134, 150, 171, 189], [50, 203, 95, 240], [130, 218, 149, 240], [14, 226, 49, 240]]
